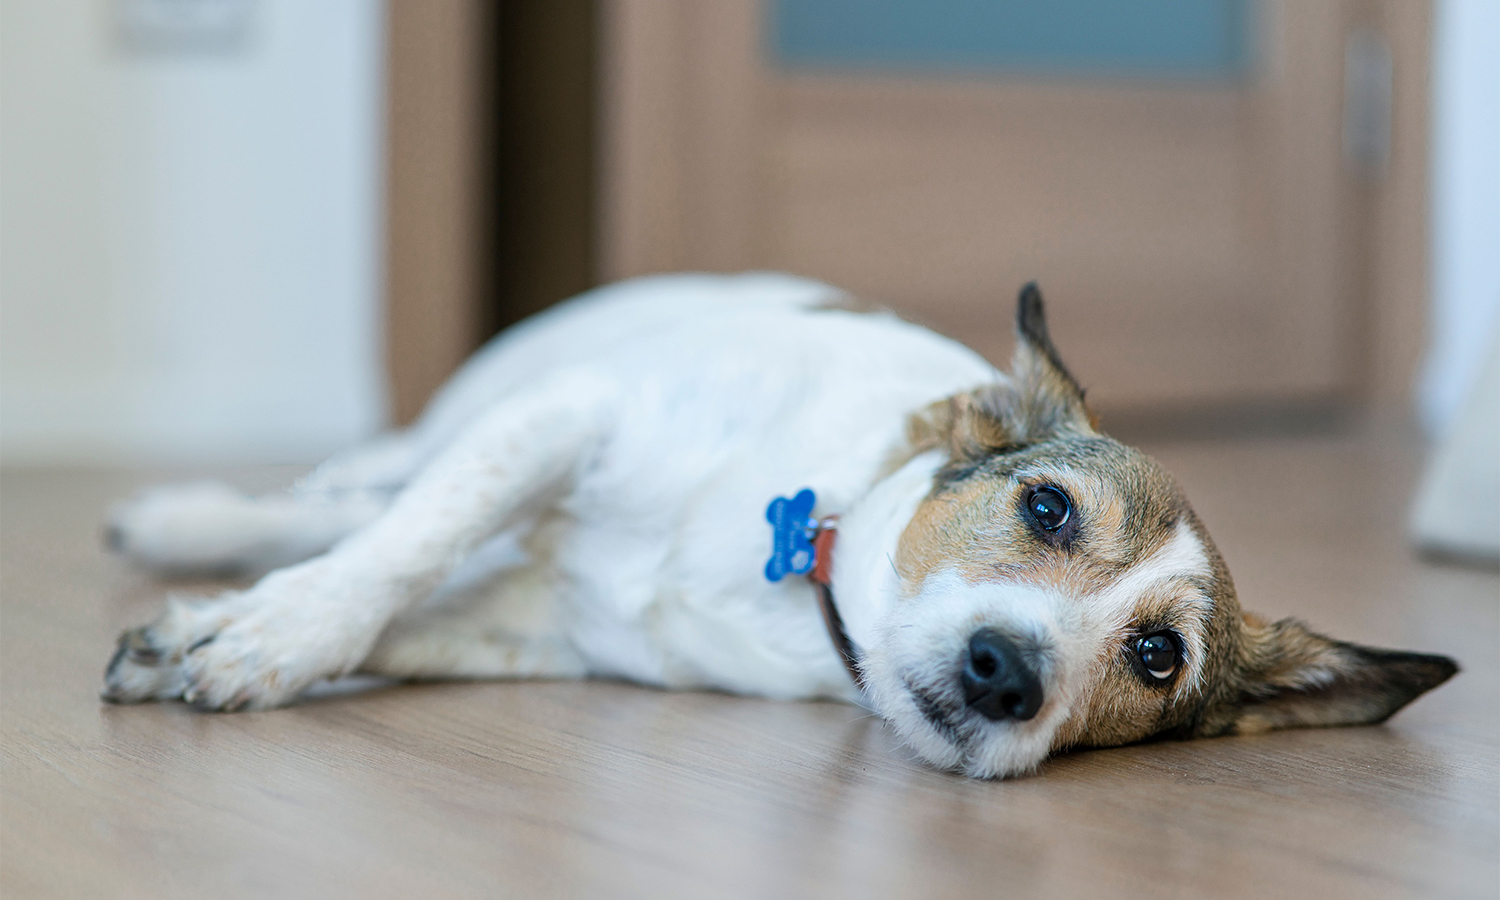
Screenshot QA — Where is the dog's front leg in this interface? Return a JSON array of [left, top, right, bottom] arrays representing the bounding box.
[[104, 372, 615, 710]]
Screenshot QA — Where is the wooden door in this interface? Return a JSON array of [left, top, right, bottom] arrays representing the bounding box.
[[597, 0, 1390, 414]]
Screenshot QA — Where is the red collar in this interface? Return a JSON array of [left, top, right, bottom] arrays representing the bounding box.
[[809, 521, 862, 688]]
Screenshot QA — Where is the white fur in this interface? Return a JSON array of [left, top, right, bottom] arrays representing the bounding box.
[[828, 449, 948, 650], [106, 273, 996, 710], [1088, 520, 1215, 697], [107, 481, 386, 573], [862, 520, 1215, 777]]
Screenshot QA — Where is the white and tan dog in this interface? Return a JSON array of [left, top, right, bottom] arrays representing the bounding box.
[[103, 273, 1456, 779]]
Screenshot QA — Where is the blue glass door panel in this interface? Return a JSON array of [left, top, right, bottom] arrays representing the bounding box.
[[771, 0, 1252, 79]]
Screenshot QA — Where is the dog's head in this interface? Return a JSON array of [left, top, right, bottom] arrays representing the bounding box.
[[860, 284, 1457, 779]]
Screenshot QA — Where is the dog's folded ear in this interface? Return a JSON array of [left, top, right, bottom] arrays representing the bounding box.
[[942, 283, 1097, 462], [1216, 616, 1458, 735]]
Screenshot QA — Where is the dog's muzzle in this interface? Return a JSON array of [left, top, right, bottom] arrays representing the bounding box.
[[960, 628, 1044, 721]]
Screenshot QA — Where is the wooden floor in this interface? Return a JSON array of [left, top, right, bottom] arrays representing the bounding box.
[[2, 426, 1497, 900]]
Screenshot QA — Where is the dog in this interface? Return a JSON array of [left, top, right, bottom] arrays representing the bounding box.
[[102, 273, 1457, 779]]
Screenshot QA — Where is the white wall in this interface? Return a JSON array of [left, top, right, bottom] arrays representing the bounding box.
[[1418, 0, 1500, 435], [0, 0, 386, 465]]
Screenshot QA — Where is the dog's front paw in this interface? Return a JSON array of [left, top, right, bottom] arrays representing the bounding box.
[[174, 606, 339, 711], [103, 568, 374, 711], [102, 596, 241, 704]]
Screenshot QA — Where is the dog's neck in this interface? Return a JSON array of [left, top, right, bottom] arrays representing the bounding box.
[[829, 450, 946, 650]]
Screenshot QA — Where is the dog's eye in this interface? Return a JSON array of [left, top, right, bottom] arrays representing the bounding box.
[[1135, 633, 1178, 679], [1026, 486, 1071, 532]]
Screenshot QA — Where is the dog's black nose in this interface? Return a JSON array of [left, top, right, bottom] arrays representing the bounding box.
[[961, 628, 1043, 721]]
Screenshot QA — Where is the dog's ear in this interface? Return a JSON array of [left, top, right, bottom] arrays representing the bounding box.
[[1012, 281, 1088, 416], [1219, 616, 1457, 734], [943, 283, 1097, 461]]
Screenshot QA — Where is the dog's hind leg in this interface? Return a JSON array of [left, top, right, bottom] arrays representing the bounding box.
[[107, 482, 390, 575], [103, 371, 615, 710], [106, 425, 438, 576], [292, 430, 430, 498]]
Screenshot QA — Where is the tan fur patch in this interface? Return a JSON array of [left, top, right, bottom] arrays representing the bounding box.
[[893, 427, 1248, 753]]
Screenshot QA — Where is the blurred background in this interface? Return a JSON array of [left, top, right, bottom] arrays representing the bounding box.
[[4, 8, 1496, 893], [1, 0, 1495, 469]]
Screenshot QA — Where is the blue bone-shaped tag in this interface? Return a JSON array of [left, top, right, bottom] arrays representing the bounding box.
[[765, 488, 818, 582]]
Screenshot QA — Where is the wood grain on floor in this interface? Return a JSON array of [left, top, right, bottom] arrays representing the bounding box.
[[2, 428, 1496, 900]]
